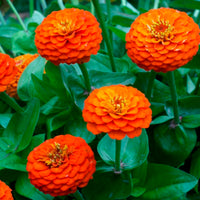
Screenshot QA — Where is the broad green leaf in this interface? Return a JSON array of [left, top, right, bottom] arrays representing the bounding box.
[[16, 173, 53, 200], [186, 74, 196, 94], [90, 70, 136, 89], [150, 102, 165, 117], [82, 171, 132, 200], [96, 161, 115, 173], [24, 10, 44, 26], [140, 163, 198, 200], [64, 106, 95, 143], [112, 14, 136, 27], [0, 154, 26, 171], [2, 98, 40, 153], [165, 96, 200, 117], [97, 130, 149, 170], [170, 0, 200, 9], [107, 25, 126, 41], [151, 123, 197, 166], [151, 115, 173, 125], [12, 30, 37, 54], [182, 114, 200, 128], [0, 114, 12, 128], [17, 56, 46, 101]]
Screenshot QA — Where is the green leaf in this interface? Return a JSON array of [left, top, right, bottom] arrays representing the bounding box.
[[2, 98, 40, 153], [107, 25, 126, 41], [0, 114, 12, 128], [82, 171, 132, 200], [15, 173, 53, 200], [17, 56, 46, 101], [64, 106, 95, 143], [151, 123, 197, 166], [97, 130, 149, 170], [182, 114, 200, 128], [12, 30, 37, 54], [140, 163, 198, 200], [151, 115, 173, 125], [165, 96, 200, 117], [170, 0, 200, 9], [112, 14, 136, 27], [90, 70, 136, 89], [150, 102, 165, 117], [24, 10, 44, 26], [186, 74, 196, 94]]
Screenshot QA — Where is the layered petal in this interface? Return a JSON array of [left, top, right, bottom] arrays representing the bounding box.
[[0, 180, 13, 200]]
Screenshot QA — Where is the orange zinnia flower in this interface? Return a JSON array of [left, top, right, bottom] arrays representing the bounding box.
[[0, 53, 17, 92], [126, 8, 200, 72], [6, 54, 39, 98], [82, 85, 152, 140], [35, 8, 102, 65], [26, 134, 96, 197], [0, 180, 14, 200]]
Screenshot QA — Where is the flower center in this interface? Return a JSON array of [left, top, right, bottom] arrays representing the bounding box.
[[147, 16, 174, 42], [110, 96, 126, 114], [57, 20, 73, 35], [39, 142, 69, 168]]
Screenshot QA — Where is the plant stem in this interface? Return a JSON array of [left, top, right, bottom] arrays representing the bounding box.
[[0, 11, 6, 25], [29, 0, 34, 16], [73, 190, 85, 200], [115, 140, 122, 173], [46, 120, 51, 139], [40, 0, 47, 10], [6, 0, 27, 32], [146, 70, 156, 100], [78, 63, 91, 93], [91, 0, 117, 72], [57, 0, 65, 9], [167, 71, 180, 125], [106, 0, 113, 47], [0, 45, 6, 54], [153, 0, 159, 9], [0, 92, 24, 113]]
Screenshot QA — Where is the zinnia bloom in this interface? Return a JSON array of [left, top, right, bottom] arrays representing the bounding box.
[[6, 54, 39, 98], [0, 180, 13, 200], [26, 134, 96, 197], [126, 8, 200, 72], [35, 8, 102, 65], [0, 53, 17, 92], [82, 85, 152, 140]]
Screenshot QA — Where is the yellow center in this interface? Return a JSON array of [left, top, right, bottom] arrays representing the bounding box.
[[147, 16, 174, 42], [110, 96, 126, 114], [39, 142, 69, 168], [57, 19, 73, 35]]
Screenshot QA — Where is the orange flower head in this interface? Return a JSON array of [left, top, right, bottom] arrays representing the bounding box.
[[0, 180, 14, 200], [6, 54, 39, 98], [26, 134, 96, 197], [82, 85, 152, 140], [35, 8, 102, 65], [126, 8, 200, 72], [0, 53, 17, 92]]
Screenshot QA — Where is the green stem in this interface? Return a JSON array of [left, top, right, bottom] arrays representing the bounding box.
[[73, 190, 85, 200], [146, 70, 156, 100], [193, 75, 200, 95], [167, 71, 180, 124], [115, 140, 122, 173], [46, 120, 51, 139], [58, 0, 65, 9], [78, 63, 91, 93], [40, 0, 47, 10], [6, 0, 27, 32], [91, 0, 117, 72], [153, 0, 159, 9], [0, 11, 6, 25], [29, 0, 34, 16], [0, 92, 24, 113], [0, 45, 6, 54], [106, 0, 113, 47]]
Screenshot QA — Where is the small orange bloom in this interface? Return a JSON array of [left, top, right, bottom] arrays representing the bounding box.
[[35, 8, 102, 65], [26, 134, 96, 197], [82, 85, 152, 140], [0, 180, 14, 200], [0, 53, 17, 92], [126, 8, 200, 72], [6, 54, 39, 98]]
